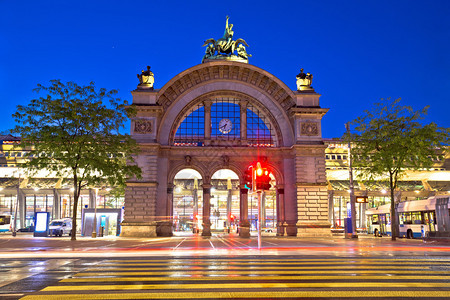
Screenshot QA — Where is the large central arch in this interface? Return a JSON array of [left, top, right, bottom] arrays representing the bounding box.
[[156, 61, 296, 147], [121, 60, 331, 238]]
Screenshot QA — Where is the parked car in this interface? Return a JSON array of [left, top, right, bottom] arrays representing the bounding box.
[[18, 225, 35, 232], [49, 218, 72, 237]]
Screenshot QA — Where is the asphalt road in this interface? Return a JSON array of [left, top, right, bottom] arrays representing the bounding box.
[[0, 232, 449, 299]]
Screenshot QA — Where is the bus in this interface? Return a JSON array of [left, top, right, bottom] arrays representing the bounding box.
[[366, 204, 391, 237], [366, 196, 450, 239], [0, 215, 12, 233]]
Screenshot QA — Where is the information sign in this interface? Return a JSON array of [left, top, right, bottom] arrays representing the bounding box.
[[34, 212, 50, 237]]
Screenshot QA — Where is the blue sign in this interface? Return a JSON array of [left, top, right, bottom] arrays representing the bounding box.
[[34, 212, 50, 237]]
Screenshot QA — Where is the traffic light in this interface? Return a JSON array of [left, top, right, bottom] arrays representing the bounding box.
[[254, 162, 272, 191], [230, 214, 235, 223], [244, 167, 253, 190]]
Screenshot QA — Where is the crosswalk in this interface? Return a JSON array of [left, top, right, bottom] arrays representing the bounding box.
[[21, 257, 450, 299]]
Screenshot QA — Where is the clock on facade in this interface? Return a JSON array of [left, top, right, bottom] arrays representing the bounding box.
[[218, 118, 232, 134]]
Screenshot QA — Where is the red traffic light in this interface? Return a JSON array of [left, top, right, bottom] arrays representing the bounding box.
[[256, 162, 263, 176]]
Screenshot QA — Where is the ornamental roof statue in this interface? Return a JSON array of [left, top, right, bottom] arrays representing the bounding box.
[[296, 68, 314, 92], [202, 16, 251, 63], [137, 66, 154, 90]]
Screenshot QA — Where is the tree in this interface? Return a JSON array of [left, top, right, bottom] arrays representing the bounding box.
[[344, 98, 449, 241], [12, 80, 142, 240]]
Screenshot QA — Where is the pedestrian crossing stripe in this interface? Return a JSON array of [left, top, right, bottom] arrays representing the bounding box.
[[21, 258, 450, 299], [61, 275, 449, 282], [41, 282, 450, 291], [84, 265, 434, 270], [19, 290, 450, 299], [107, 258, 450, 263], [73, 270, 450, 276], [99, 261, 450, 266]]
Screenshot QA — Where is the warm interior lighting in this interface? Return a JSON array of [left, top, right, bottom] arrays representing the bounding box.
[[0, 187, 3, 191], [381, 189, 387, 194], [33, 187, 39, 192], [414, 190, 420, 194]]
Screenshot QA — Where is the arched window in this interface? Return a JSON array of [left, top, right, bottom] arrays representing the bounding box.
[[173, 97, 276, 147], [174, 104, 204, 146]]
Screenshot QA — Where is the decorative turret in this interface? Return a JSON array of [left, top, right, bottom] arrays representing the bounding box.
[[202, 16, 251, 63]]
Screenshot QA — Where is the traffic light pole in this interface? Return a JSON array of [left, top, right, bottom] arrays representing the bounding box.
[[257, 190, 262, 250]]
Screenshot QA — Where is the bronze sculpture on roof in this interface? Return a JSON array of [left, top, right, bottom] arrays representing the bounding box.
[[202, 16, 251, 63]]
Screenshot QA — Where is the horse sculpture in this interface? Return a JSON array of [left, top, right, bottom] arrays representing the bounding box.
[[202, 16, 251, 60]]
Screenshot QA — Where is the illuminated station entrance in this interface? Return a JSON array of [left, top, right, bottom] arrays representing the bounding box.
[[172, 168, 277, 234], [121, 19, 330, 238]]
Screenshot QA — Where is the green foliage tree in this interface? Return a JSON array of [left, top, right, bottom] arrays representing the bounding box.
[[12, 80, 142, 240], [344, 98, 449, 240]]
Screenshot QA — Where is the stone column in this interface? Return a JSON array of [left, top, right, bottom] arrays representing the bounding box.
[[226, 178, 232, 228], [193, 179, 198, 233], [201, 183, 212, 236], [204, 101, 212, 146], [157, 185, 174, 237], [120, 182, 158, 237], [88, 188, 96, 209], [296, 184, 332, 237], [53, 189, 61, 220], [239, 185, 250, 237], [276, 186, 285, 236], [18, 188, 25, 229], [239, 101, 248, 145], [328, 190, 334, 227]]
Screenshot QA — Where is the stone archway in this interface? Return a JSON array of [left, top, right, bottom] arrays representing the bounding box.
[[122, 59, 330, 238]]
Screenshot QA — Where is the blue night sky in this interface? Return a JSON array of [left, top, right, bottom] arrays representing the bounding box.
[[1, 1, 449, 138]]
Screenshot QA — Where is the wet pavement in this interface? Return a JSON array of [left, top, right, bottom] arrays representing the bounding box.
[[0, 233, 449, 299], [0, 231, 449, 258]]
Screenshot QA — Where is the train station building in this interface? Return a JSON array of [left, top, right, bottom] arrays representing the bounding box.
[[121, 37, 330, 237]]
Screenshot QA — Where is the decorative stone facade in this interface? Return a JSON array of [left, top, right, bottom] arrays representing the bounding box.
[[121, 60, 331, 238]]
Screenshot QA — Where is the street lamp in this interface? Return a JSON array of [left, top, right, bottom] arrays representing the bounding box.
[[346, 122, 358, 239], [92, 188, 98, 238], [12, 170, 21, 237]]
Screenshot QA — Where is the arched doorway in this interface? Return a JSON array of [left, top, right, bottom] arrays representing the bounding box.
[[247, 173, 277, 233], [210, 169, 239, 232], [173, 169, 202, 233]]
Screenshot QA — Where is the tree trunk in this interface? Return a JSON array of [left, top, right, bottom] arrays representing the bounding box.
[[71, 174, 79, 241], [389, 173, 397, 241]]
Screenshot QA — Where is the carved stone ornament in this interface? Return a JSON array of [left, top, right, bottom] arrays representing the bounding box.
[[222, 155, 229, 166], [134, 120, 152, 134], [185, 155, 192, 165], [301, 122, 318, 136], [137, 66, 154, 89]]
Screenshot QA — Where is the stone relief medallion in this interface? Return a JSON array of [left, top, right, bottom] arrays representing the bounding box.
[[301, 122, 318, 136], [134, 120, 153, 134]]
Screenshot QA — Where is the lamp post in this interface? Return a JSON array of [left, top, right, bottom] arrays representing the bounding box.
[[346, 122, 358, 238], [92, 188, 98, 238], [12, 170, 21, 237]]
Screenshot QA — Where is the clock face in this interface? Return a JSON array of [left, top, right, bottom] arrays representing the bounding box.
[[219, 118, 232, 134]]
